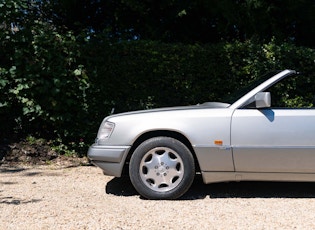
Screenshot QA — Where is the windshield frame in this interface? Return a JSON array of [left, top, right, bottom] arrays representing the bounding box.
[[228, 70, 296, 109], [223, 71, 282, 104]]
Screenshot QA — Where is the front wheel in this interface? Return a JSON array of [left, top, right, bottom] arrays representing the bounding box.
[[129, 137, 195, 199]]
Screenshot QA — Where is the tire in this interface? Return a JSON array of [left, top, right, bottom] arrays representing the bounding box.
[[129, 137, 195, 200]]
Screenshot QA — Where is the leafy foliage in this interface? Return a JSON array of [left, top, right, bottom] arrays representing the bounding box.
[[84, 40, 314, 114], [0, 0, 89, 146]]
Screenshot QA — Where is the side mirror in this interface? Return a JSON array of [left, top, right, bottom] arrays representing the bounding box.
[[255, 92, 271, 108]]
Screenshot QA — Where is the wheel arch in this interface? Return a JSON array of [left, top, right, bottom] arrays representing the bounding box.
[[122, 130, 200, 175]]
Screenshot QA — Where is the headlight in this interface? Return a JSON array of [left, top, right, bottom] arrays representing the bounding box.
[[97, 121, 115, 139]]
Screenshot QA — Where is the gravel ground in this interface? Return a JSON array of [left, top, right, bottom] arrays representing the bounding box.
[[2, 165, 315, 229]]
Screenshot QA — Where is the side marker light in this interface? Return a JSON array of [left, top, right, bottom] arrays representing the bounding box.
[[214, 140, 223, 145]]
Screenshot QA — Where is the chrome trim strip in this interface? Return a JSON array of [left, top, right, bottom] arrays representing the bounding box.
[[232, 146, 315, 149], [193, 145, 315, 149], [193, 144, 230, 148], [201, 171, 315, 184]]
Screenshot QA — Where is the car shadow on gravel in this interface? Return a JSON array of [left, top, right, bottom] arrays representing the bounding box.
[[106, 175, 315, 200], [106, 176, 138, 196]]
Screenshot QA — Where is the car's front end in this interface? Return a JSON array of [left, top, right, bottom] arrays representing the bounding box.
[[88, 120, 131, 177], [88, 103, 231, 177]]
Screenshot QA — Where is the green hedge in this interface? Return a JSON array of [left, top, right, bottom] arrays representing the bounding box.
[[85, 39, 315, 111], [1, 36, 314, 152]]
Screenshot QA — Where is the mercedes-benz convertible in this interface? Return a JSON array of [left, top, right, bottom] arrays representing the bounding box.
[[88, 70, 315, 199]]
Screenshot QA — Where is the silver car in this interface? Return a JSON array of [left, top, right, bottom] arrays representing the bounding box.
[[88, 69, 315, 199]]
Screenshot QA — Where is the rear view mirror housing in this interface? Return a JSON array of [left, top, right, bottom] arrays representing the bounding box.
[[255, 92, 271, 108]]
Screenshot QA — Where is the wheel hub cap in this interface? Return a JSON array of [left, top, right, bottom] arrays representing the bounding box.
[[139, 147, 184, 192]]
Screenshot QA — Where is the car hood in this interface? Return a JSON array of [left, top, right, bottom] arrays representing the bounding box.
[[108, 102, 230, 118]]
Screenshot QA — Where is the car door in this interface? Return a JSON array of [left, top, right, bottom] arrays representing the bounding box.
[[231, 108, 315, 173], [231, 73, 315, 173]]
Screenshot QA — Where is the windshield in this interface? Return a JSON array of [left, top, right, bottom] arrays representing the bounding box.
[[222, 70, 282, 104]]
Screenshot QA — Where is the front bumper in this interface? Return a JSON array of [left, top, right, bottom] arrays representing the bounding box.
[[88, 144, 131, 177]]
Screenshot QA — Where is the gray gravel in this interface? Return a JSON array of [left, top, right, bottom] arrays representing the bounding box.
[[1, 165, 315, 229]]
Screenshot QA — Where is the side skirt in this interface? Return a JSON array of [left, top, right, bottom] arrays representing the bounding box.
[[201, 171, 315, 184]]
